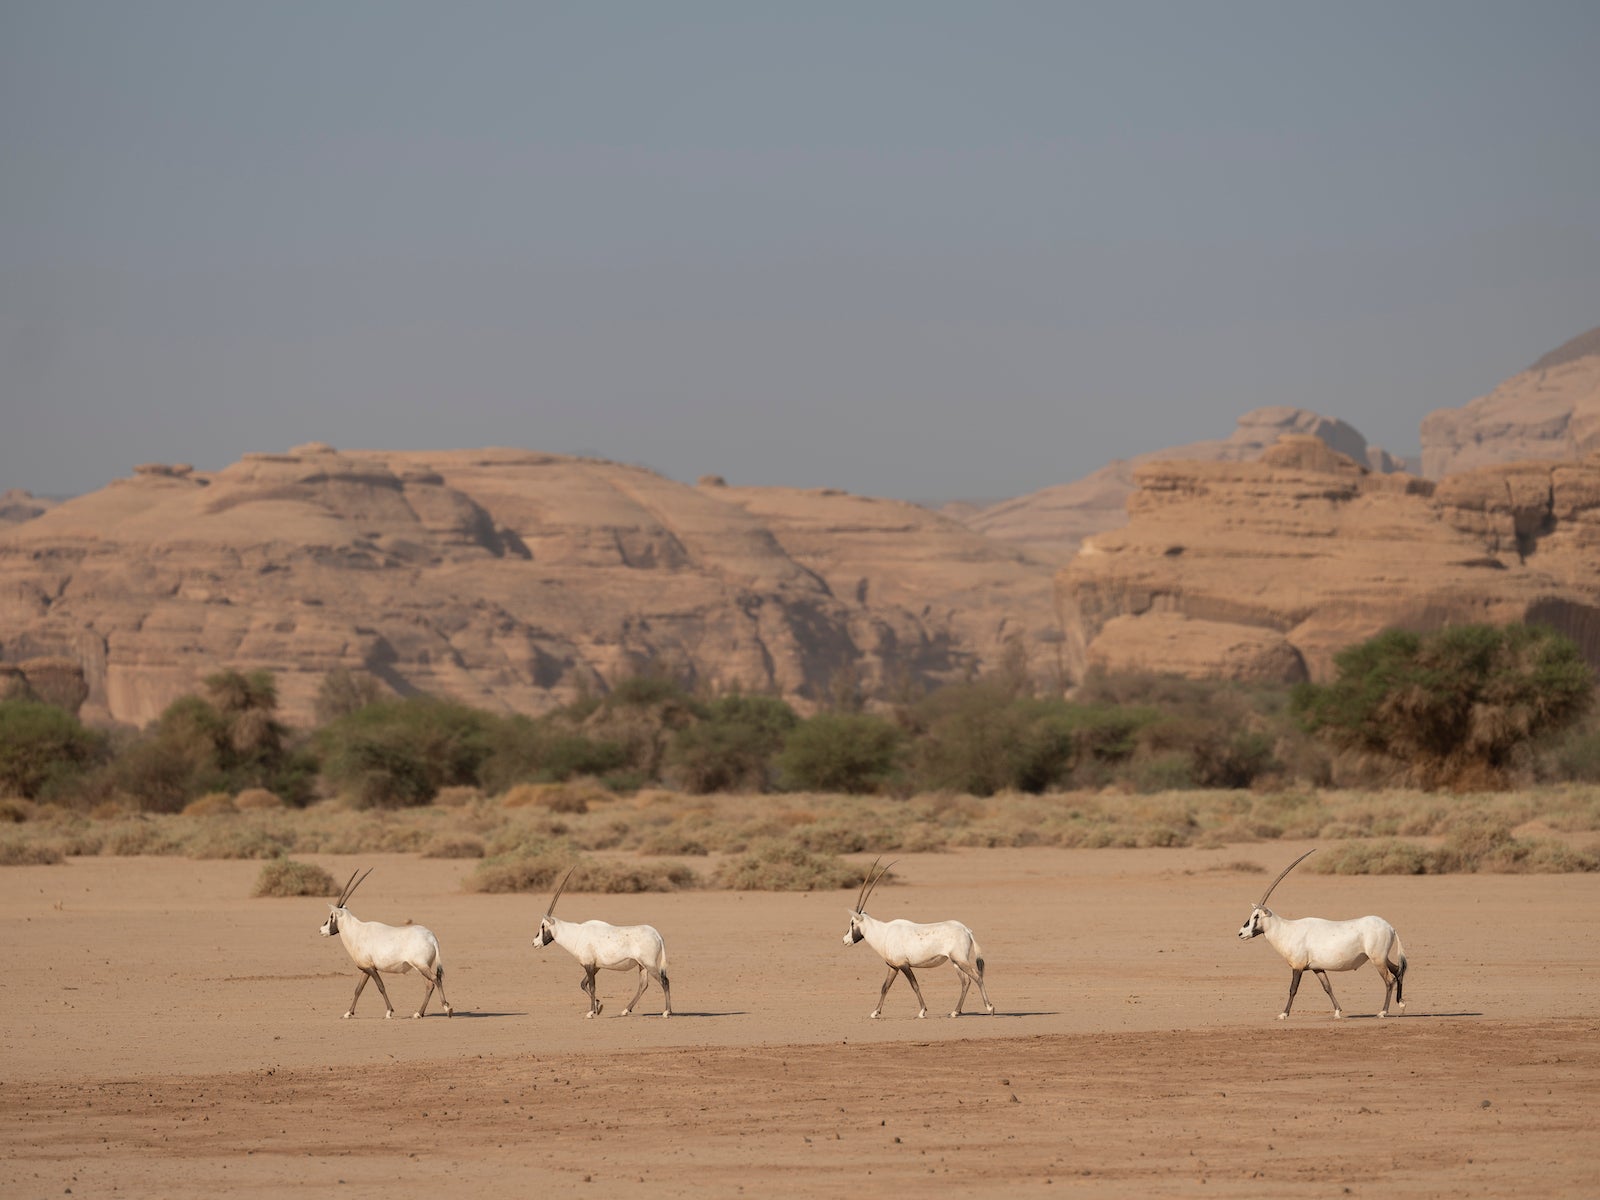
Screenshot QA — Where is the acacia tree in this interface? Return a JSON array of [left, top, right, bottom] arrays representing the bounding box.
[[1291, 623, 1594, 789]]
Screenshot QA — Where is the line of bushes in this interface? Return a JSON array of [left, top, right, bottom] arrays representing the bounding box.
[[2, 624, 1595, 814]]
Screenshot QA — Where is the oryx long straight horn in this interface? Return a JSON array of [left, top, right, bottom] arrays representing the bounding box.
[[843, 859, 995, 1020], [1238, 849, 1408, 1020], [534, 865, 672, 1019], [319, 868, 452, 1020]]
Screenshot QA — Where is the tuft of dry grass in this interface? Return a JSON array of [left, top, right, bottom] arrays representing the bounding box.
[[234, 788, 284, 811], [253, 857, 338, 898], [0, 797, 39, 823]]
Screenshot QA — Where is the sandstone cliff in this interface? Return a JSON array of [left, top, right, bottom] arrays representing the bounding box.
[[0, 445, 1059, 728], [964, 407, 1407, 562], [1056, 436, 1600, 684], [1420, 325, 1600, 478]]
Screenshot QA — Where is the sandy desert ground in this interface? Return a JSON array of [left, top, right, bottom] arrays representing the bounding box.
[[3, 845, 1597, 1197]]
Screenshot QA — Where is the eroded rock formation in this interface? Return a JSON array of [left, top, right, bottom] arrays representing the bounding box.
[[1421, 325, 1600, 478], [965, 407, 1407, 562], [0, 446, 1060, 727], [1056, 436, 1600, 683]]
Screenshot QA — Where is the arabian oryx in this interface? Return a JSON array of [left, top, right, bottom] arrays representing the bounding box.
[[319, 868, 453, 1019], [1238, 849, 1409, 1020], [534, 867, 672, 1018], [843, 857, 995, 1019]]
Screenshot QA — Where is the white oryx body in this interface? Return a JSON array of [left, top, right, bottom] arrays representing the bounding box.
[[319, 869, 452, 1020], [1238, 850, 1408, 1020], [535, 869, 672, 1018], [843, 858, 995, 1019]]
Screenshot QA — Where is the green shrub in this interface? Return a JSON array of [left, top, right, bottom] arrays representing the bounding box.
[[665, 694, 798, 794], [778, 713, 901, 794], [0, 700, 108, 800], [1293, 624, 1594, 789], [317, 696, 495, 807]]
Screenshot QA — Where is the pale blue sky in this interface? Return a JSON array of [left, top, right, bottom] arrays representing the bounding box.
[[3, 2, 1597, 500]]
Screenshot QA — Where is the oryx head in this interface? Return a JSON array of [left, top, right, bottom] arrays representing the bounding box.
[[843, 857, 895, 945], [320, 867, 371, 937], [534, 866, 576, 948], [1238, 850, 1315, 940]]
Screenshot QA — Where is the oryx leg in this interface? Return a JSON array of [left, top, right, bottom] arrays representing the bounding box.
[[1279, 968, 1303, 1019], [655, 969, 672, 1018], [343, 968, 375, 1018], [414, 963, 451, 1018], [582, 964, 602, 1018], [1375, 959, 1400, 1017], [1391, 956, 1406, 1010], [871, 964, 900, 1018], [951, 968, 972, 1017], [958, 960, 996, 1015], [900, 966, 930, 1019], [621, 965, 650, 1017], [369, 969, 397, 1019], [1312, 969, 1342, 1018]]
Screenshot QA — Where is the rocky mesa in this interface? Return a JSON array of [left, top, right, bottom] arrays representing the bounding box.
[[1056, 436, 1600, 684], [1421, 324, 1600, 478], [0, 445, 1060, 727]]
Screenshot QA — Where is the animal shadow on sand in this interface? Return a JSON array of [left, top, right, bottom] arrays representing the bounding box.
[[1343, 1010, 1481, 1020]]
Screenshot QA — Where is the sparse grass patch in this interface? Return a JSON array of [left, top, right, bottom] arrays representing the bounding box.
[[468, 853, 697, 894], [183, 792, 236, 816], [0, 797, 39, 823], [253, 857, 338, 897], [234, 788, 284, 811]]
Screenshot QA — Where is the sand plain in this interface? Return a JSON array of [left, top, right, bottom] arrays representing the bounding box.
[[3, 846, 1597, 1197]]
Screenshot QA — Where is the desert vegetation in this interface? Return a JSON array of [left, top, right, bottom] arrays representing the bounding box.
[[1, 624, 1597, 884]]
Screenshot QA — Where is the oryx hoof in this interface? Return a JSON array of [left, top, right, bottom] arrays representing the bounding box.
[[384, 1011, 394, 1020], [411, 1011, 423, 1019], [1333, 1010, 1343, 1019], [1377, 1010, 1387, 1019], [444, 1006, 453, 1018], [1277, 1012, 1288, 1021], [342, 1011, 354, 1020], [621, 1008, 633, 1017], [585, 1011, 597, 1019], [985, 1005, 996, 1015], [916, 1011, 927, 1019], [870, 1011, 882, 1019], [661, 1011, 672, 1019], [949, 1011, 961, 1018]]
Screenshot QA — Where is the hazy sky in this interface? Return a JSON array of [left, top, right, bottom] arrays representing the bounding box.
[[3, 3, 1598, 502]]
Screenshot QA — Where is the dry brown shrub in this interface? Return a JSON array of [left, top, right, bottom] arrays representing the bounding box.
[[102, 820, 183, 856], [636, 828, 710, 856], [90, 799, 133, 820], [468, 853, 696, 894], [184, 792, 237, 816], [234, 788, 284, 811], [434, 786, 483, 808], [713, 840, 863, 891], [253, 857, 338, 898], [184, 821, 295, 860], [422, 835, 486, 859], [0, 836, 65, 865], [1312, 840, 1433, 875], [0, 797, 39, 823]]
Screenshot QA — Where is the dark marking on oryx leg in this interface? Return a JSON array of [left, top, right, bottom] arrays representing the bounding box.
[[900, 966, 930, 1017], [1393, 956, 1406, 1008], [656, 970, 672, 1018], [1312, 969, 1341, 1017], [430, 963, 452, 1017], [345, 968, 374, 1017], [958, 959, 996, 1014], [1282, 968, 1303, 1018], [415, 962, 450, 1018], [582, 965, 602, 1016], [873, 964, 900, 1016]]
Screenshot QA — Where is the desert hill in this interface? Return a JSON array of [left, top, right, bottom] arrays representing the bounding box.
[[0, 445, 1060, 727], [959, 406, 1408, 562], [1421, 324, 1600, 478], [1056, 436, 1600, 684]]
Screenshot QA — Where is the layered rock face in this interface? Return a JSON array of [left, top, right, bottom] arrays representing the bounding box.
[[965, 407, 1407, 562], [0, 445, 1059, 727], [1421, 325, 1600, 478], [1056, 436, 1600, 683]]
